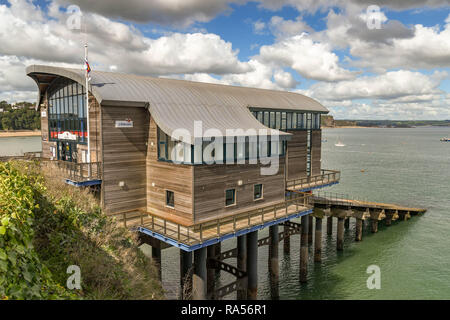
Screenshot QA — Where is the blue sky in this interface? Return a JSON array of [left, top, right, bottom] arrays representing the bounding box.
[[0, 0, 449, 119]]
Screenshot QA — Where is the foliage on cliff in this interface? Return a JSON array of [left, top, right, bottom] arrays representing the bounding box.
[[0, 161, 164, 300]]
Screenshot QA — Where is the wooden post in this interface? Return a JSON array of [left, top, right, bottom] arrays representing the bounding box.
[[193, 247, 207, 300], [269, 225, 279, 299], [344, 217, 350, 229], [300, 215, 309, 283], [314, 217, 322, 262], [214, 242, 221, 276], [237, 235, 247, 300], [152, 241, 162, 281], [355, 218, 363, 242], [337, 217, 344, 251], [180, 250, 192, 300], [207, 245, 216, 299], [283, 225, 290, 255], [247, 231, 258, 300], [308, 215, 313, 245], [371, 219, 378, 233], [327, 216, 333, 235]]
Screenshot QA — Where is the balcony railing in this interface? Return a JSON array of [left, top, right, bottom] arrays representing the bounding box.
[[49, 160, 102, 182], [286, 169, 340, 191], [111, 191, 312, 247]]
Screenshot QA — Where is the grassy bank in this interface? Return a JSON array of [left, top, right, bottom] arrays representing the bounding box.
[[0, 161, 164, 300]]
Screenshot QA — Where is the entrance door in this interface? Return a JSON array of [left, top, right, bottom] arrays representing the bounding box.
[[57, 141, 78, 162]]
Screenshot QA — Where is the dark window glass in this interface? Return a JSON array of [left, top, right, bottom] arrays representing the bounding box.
[[275, 112, 281, 129], [166, 190, 174, 208], [263, 112, 269, 126], [225, 189, 236, 206], [254, 184, 263, 200], [287, 112, 292, 129], [269, 112, 275, 128]]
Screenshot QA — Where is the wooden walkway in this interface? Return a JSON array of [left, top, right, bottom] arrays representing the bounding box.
[[110, 192, 312, 247], [312, 192, 427, 214], [286, 169, 340, 191]]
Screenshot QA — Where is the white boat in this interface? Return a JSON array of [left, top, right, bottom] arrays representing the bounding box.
[[335, 141, 346, 147], [440, 137, 450, 142]]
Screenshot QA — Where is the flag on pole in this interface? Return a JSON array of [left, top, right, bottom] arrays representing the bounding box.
[[85, 58, 91, 81]]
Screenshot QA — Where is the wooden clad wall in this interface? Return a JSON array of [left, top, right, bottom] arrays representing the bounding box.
[[286, 130, 308, 180], [88, 94, 102, 163], [146, 118, 194, 224], [311, 130, 322, 175], [101, 106, 148, 214], [193, 162, 285, 223]]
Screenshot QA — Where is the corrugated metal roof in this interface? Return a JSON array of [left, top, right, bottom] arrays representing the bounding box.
[[26, 65, 328, 143]]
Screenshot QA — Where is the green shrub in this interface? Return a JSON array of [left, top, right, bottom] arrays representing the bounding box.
[[0, 162, 72, 299]]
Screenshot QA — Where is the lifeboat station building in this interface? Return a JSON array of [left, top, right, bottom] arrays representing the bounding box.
[[27, 65, 340, 299]]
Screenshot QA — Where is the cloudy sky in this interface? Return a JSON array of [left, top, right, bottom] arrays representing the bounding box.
[[0, 0, 449, 119]]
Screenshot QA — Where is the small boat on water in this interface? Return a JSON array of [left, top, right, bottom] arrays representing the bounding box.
[[335, 141, 345, 147], [440, 137, 450, 142]]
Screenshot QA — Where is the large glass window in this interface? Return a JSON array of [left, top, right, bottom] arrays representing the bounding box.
[[48, 78, 87, 144], [157, 127, 286, 165], [250, 109, 322, 131]]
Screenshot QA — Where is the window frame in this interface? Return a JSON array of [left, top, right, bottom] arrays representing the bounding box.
[[165, 190, 175, 208], [225, 188, 236, 207], [253, 184, 263, 201]]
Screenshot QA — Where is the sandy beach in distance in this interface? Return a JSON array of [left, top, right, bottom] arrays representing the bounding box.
[[0, 131, 41, 137]]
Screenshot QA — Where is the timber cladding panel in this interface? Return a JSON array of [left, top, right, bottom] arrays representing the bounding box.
[[89, 94, 102, 163], [146, 118, 193, 224], [193, 162, 285, 223], [311, 130, 322, 175], [101, 106, 148, 214], [286, 130, 308, 180]]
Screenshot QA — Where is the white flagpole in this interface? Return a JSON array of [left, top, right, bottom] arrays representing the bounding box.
[[85, 43, 91, 165]]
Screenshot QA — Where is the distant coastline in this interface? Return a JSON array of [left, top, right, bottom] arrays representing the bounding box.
[[0, 130, 41, 137]]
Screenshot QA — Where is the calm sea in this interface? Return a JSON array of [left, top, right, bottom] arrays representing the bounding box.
[[0, 136, 42, 156], [2, 128, 450, 299]]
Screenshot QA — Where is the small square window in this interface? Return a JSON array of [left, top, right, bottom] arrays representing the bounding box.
[[225, 189, 236, 207], [166, 190, 174, 208], [254, 184, 263, 200]]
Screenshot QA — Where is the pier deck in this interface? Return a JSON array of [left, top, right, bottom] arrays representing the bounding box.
[[312, 192, 427, 214]]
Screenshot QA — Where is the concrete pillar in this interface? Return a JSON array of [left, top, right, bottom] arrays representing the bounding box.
[[327, 216, 333, 235], [371, 219, 378, 233], [355, 218, 363, 242], [269, 225, 279, 299], [283, 225, 290, 255], [237, 235, 247, 300], [344, 217, 350, 229], [180, 250, 192, 299], [337, 217, 344, 251], [308, 215, 313, 245], [207, 245, 216, 299], [193, 247, 207, 300], [247, 231, 258, 300], [385, 214, 393, 226], [300, 215, 309, 283], [314, 217, 322, 262], [152, 244, 162, 281]]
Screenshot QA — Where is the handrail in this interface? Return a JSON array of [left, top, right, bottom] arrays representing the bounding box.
[[286, 169, 341, 190], [110, 192, 313, 246], [42, 160, 102, 181]]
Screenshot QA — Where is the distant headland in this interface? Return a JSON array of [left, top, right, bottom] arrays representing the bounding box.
[[321, 115, 450, 128]]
